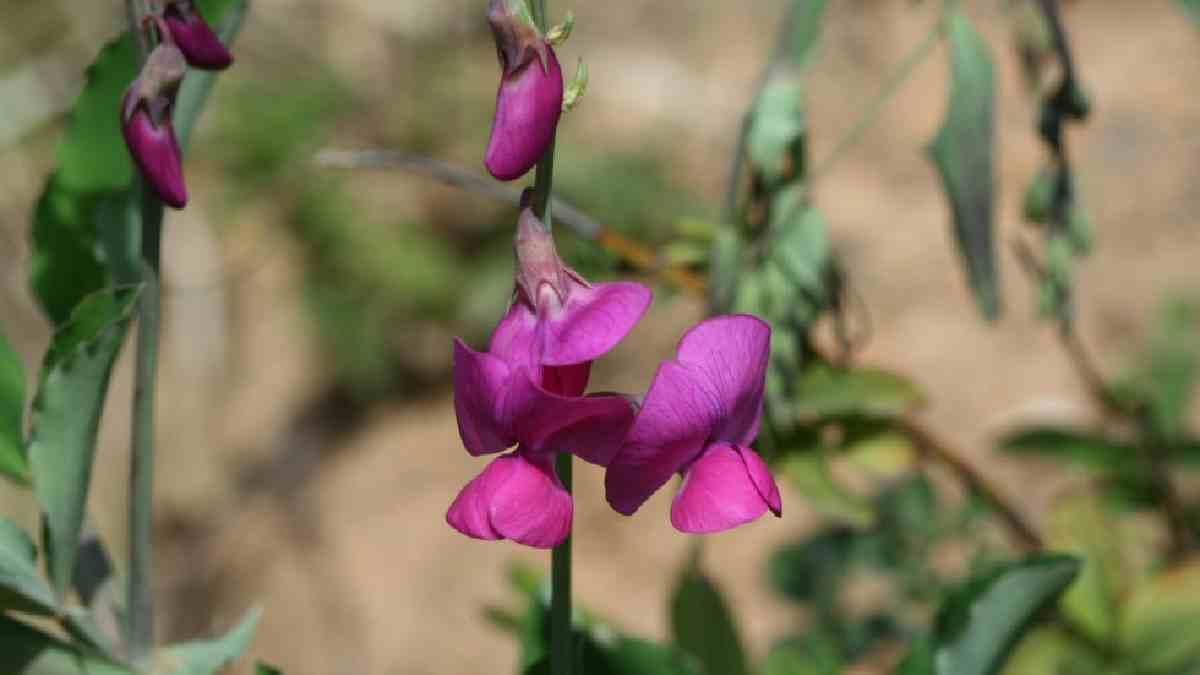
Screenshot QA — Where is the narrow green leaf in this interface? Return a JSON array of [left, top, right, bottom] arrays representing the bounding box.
[[255, 664, 283, 675], [928, 555, 1081, 675], [927, 11, 999, 319], [670, 568, 749, 675], [787, 0, 832, 66], [793, 363, 925, 420], [155, 607, 262, 675], [0, 517, 57, 615], [1046, 495, 1124, 644], [0, 328, 28, 484], [997, 427, 1137, 471], [1122, 561, 1200, 674], [28, 287, 140, 597], [0, 613, 133, 675], [707, 227, 743, 314]]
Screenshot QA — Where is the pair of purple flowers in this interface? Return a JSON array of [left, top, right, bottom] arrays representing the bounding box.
[[446, 201, 782, 549], [121, 0, 234, 209]]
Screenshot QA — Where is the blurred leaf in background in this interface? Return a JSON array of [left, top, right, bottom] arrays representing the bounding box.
[[0, 329, 27, 485], [671, 562, 749, 675]]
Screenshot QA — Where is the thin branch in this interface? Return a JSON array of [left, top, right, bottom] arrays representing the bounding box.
[[899, 417, 1043, 552], [314, 149, 705, 294]]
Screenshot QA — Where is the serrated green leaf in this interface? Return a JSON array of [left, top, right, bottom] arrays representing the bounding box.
[[787, 0, 832, 67], [746, 81, 807, 190], [155, 607, 261, 675], [671, 568, 748, 675], [0, 328, 28, 484], [997, 427, 1137, 471], [925, 555, 1081, 675], [928, 11, 999, 319], [0, 516, 57, 615], [1122, 561, 1200, 674], [0, 613, 133, 675], [28, 287, 139, 597], [793, 363, 925, 420]]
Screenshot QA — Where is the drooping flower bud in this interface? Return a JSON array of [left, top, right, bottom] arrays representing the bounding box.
[[121, 43, 188, 209], [484, 0, 563, 181], [163, 0, 233, 70]]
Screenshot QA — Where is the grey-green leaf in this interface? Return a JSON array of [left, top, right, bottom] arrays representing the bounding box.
[[927, 11, 1000, 320], [746, 81, 807, 191], [997, 427, 1137, 471], [787, 0, 832, 67], [0, 517, 58, 615], [156, 607, 261, 675], [915, 555, 1081, 675], [671, 568, 749, 675], [28, 287, 139, 597], [0, 328, 28, 484], [792, 363, 925, 420], [1178, 0, 1200, 26], [0, 613, 133, 675]]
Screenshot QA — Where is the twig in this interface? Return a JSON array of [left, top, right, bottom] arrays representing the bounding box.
[[314, 149, 706, 293], [899, 417, 1043, 552]]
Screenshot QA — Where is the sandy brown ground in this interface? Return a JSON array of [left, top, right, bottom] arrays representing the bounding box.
[[1, 1, 1198, 674]]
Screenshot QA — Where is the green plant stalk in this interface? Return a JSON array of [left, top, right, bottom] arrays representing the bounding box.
[[528, 5, 571, 674], [127, 185, 163, 666]]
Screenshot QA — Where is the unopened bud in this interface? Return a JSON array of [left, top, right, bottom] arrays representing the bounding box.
[[514, 190, 570, 313], [121, 44, 188, 208], [163, 0, 233, 70]]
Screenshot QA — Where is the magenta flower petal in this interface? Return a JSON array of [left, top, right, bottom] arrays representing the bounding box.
[[736, 444, 782, 517], [121, 92, 187, 209], [670, 443, 777, 534], [453, 339, 515, 456], [484, 46, 563, 181], [542, 363, 591, 397], [604, 361, 716, 515], [446, 452, 571, 548], [508, 369, 634, 466], [541, 281, 654, 367], [675, 314, 770, 446], [164, 5, 233, 70], [488, 301, 538, 371]]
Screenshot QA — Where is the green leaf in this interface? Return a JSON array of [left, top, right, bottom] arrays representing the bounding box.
[[997, 427, 1137, 471], [927, 11, 1000, 320], [708, 227, 743, 314], [587, 637, 703, 675], [1141, 298, 1198, 443], [256, 665, 283, 675], [1046, 495, 1124, 644], [767, 197, 830, 310], [759, 633, 842, 675], [0, 328, 28, 484], [768, 528, 859, 609], [155, 607, 262, 675], [746, 80, 807, 190], [914, 555, 1081, 675], [1122, 561, 1200, 674], [28, 287, 139, 597], [0, 613, 133, 675], [786, 0, 832, 66], [1177, 0, 1200, 27], [780, 452, 875, 528], [793, 363, 924, 420], [0, 517, 58, 615], [671, 568, 749, 675]]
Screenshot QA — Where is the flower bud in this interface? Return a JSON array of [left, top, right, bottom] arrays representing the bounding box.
[[163, 0, 233, 70], [514, 194, 571, 313], [121, 44, 188, 209], [484, 0, 563, 181]]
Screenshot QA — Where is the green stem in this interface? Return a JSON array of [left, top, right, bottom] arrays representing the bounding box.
[[550, 453, 573, 675], [127, 186, 163, 666], [808, 17, 944, 182], [528, 5, 570, 673]]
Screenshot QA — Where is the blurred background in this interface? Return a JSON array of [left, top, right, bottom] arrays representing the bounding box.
[[0, 0, 1197, 673]]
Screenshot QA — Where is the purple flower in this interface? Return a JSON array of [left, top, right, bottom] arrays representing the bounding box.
[[605, 315, 783, 534], [163, 0, 233, 70], [122, 44, 188, 209], [483, 0, 563, 181], [447, 202, 652, 548]]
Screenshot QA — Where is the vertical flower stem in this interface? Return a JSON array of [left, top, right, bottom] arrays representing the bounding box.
[[124, 2, 163, 664], [528, 5, 570, 674]]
